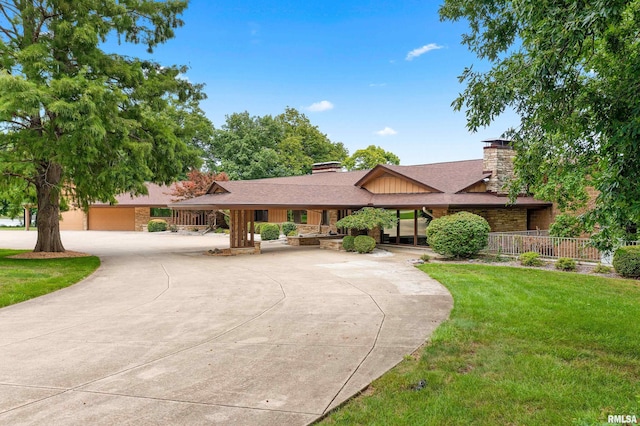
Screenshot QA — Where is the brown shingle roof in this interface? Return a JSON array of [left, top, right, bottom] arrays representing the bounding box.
[[93, 183, 176, 207], [172, 159, 551, 210]]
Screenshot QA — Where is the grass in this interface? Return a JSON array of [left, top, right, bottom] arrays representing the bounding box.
[[321, 264, 640, 425], [0, 249, 100, 308]]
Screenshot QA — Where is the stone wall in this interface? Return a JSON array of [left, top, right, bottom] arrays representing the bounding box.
[[449, 207, 527, 232], [483, 146, 516, 194], [134, 207, 150, 232]]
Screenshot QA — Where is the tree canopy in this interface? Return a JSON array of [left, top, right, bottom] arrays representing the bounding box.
[[343, 145, 400, 170], [204, 107, 348, 180], [335, 208, 398, 231], [171, 169, 228, 202], [0, 0, 207, 251], [440, 0, 640, 249]]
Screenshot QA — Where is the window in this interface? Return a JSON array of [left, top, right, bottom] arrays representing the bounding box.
[[151, 208, 172, 218], [322, 210, 330, 226], [254, 210, 268, 222], [288, 210, 307, 224]]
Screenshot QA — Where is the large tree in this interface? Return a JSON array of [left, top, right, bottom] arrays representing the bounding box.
[[0, 0, 207, 252], [343, 144, 400, 170], [205, 107, 348, 179], [440, 0, 640, 249]]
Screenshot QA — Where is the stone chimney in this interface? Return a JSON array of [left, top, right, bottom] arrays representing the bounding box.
[[482, 139, 515, 195], [311, 161, 342, 174]]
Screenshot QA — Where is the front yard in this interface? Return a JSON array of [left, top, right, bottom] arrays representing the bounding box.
[[0, 249, 100, 308], [321, 264, 640, 425]]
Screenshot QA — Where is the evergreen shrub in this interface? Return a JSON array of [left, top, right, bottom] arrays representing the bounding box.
[[147, 219, 167, 232], [613, 246, 640, 278], [426, 212, 490, 258], [260, 223, 280, 241], [354, 235, 376, 253]]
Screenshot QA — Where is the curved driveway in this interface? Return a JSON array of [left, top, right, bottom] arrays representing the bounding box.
[[0, 231, 451, 425]]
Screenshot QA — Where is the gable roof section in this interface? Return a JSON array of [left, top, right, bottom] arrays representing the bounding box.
[[382, 160, 491, 193], [177, 181, 373, 209], [355, 165, 442, 193]]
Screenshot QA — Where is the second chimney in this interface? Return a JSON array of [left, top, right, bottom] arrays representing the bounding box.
[[312, 161, 342, 174], [482, 139, 515, 195]]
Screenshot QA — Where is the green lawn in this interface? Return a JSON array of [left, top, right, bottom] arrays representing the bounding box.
[[0, 249, 100, 308], [321, 264, 640, 425]]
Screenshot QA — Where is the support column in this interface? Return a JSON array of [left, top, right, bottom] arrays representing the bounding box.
[[230, 209, 255, 248]]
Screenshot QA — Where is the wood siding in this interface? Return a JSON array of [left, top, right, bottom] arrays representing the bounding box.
[[60, 208, 86, 231], [463, 181, 487, 193], [363, 174, 431, 194], [267, 209, 288, 223], [307, 209, 323, 226]]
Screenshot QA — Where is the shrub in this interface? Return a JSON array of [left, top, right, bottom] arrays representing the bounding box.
[[147, 219, 167, 232], [342, 235, 356, 252], [354, 235, 376, 253], [260, 223, 280, 241], [613, 246, 640, 278], [549, 214, 584, 238], [287, 230, 298, 237], [420, 253, 430, 262], [555, 257, 577, 271], [593, 263, 612, 274], [426, 212, 490, 258], [519, 251, 543, 266], [168, 224, 178, 233], [282, 222, 297, 235]]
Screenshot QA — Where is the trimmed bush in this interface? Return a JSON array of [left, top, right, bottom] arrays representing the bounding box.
[[519, 251, 543, 266], [282, 222, 297, 236], [426, 212, 490, 258], [354, 235, 376, 253], [613, 246, 640, 278], [287, 230, 298, 237], [593, 263, 612, 274], [260, 223, 280, 241], [342, 235, 356, 252], [147, 219, 167, 232], [555, 257, 577, 271], [420, 254, 431, 262]]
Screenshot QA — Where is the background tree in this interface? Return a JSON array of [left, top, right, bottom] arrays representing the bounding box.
[[440, 0, 640, 250], [205, 107, 348, 179], [343, 145, 400, 170], [171, 169, 228, 230], [0, 0, 206, 252], [170, 170, 229, 201]]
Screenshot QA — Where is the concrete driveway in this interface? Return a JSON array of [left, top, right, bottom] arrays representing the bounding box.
[[0, 231, 452, 425]]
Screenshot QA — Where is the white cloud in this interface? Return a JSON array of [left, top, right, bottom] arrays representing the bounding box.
[[406, 43, 443, 61], [375, 127, 397, 136], [306, 100, 334, 112]]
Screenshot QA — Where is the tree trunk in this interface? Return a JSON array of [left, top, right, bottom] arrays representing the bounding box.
[[34, 162, 66, 252]]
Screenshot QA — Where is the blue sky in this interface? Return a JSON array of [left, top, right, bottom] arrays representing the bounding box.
[[112, 0, 516, 165]]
